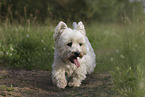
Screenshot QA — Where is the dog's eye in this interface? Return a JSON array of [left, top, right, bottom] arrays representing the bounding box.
[[67, 42, 72, 47], [79, 43, 83, 46]]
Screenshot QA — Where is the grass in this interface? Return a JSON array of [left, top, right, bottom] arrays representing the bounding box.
[[0, 20, 145, 96], [87, 22, 145, 96], [0, 85, 14, 92], [0, 23, 54, 70]]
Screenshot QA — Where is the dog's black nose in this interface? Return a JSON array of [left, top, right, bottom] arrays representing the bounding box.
[[74, 51, 80, 57]]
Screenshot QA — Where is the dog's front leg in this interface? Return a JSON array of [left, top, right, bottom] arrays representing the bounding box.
[[68, 69, 87, 87], [52, 68, 67, 89]]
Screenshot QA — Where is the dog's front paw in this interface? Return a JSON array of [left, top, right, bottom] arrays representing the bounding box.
[[57, 79, 67, 89], [68, 82, 81, 87]]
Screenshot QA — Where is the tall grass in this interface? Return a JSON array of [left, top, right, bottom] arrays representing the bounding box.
[[86, 20, 145, 96], [0, 23, 54, 70], [0, 17, 145, 96]]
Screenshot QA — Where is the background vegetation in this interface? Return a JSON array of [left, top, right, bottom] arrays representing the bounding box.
[[0, 0, 145, 97], [0, 0, 143, 22]]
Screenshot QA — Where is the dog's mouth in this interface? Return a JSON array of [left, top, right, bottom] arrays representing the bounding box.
[[69, 56, 80, 68]]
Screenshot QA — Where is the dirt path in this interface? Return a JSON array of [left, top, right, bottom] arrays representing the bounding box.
[[0, 70, 119, 97]]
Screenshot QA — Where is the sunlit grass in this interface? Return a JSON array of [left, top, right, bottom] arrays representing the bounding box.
[[0, 24, 54, 70], [0, 20, 145, 96], [87, 22, 145, 96]]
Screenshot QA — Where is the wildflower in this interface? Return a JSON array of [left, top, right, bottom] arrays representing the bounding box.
[[116, 49, 119, 53], [10, 53, 12, 56], [6, 52, 9, 55], [110, 57, 114, 61], [41, 40, 44, 43], [26, 34, 29, 38], [43, 48, 46, 51], [10, 47, 14, 51], [120, 54, 125, 59]]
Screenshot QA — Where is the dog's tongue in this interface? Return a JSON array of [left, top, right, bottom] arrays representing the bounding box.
[[73, 57, 80, 68]]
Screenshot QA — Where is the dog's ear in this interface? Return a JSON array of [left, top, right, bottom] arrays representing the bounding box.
[[54, 21, 68, 41], [76, 21, 86, 35]]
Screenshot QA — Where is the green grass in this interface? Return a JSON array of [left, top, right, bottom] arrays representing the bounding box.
[[0, 85, 14, 92], [87, 22, 145, 96], [0, 24, 54, 70], [0, 21, 145, 96]]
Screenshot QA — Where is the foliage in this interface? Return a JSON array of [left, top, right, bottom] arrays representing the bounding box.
[[111, 65, 145, 97], [86, 19, 145, 96], [0, 0, 49, 22], [0, 11, 145, 96], [0, 85, 14, 92], [0, 24, 54, 70], [0, 0, 143, 22]]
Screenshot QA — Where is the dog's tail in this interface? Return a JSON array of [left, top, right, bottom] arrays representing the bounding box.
[[72, 22, 77, 29]]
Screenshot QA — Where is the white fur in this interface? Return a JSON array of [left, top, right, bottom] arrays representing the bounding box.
[[52, 21, 96, 89]]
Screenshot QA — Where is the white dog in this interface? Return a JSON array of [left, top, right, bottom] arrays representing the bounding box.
[[52, 21, 96, 89]]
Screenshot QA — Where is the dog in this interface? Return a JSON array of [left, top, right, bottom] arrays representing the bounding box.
[[52, 21, 96, 89]]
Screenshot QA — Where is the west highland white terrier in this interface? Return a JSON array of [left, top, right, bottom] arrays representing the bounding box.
[[52, 21, 96, 89]]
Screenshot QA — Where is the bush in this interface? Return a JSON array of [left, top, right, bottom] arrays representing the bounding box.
[[0, 0, 143, 23]]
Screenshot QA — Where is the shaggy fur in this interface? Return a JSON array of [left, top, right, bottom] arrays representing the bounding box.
[[52, 21, 96, 89]]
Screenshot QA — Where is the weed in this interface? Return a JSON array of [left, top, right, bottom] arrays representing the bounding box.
[[0, 85, 14, 92]]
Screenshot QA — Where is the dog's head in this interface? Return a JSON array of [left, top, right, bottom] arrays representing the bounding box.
[[53, 21, 87, 67]]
